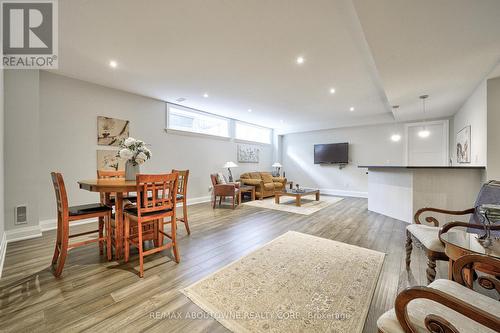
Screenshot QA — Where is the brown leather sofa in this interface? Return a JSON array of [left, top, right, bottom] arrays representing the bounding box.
[[239, 172, 287, 200]]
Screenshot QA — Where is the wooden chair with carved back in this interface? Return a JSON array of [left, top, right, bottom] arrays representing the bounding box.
[[123, 173, 179, 277], [377, 254, 500, 333], [172, 169, 190, 235], [210, 173, 241, 209], [97, 169, 137, 257], [407, 180, 500, 284], [50, 172, 112, 278]]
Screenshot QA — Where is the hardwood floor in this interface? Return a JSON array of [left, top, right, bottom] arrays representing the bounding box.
[[0, 197, 447, 332]]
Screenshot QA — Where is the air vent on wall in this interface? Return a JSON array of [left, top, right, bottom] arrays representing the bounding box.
[[15, 205, 27, 224]]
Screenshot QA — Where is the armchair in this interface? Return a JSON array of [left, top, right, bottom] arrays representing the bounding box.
[[407, 180, 500, 283], [210, 174, 240, 209], [377, 254, 500, 333]]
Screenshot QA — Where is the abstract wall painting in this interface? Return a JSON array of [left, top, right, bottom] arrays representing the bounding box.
[[456, 125, 471, 163], [237, 144, 260, 163], [97, 116, 130, 146]]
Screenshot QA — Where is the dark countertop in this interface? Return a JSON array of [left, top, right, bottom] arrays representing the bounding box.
[[358, 165, 486, 169]]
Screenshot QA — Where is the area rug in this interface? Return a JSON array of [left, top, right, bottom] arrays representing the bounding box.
[[242, 195, 343, 215], [181, 231, 385, 333]]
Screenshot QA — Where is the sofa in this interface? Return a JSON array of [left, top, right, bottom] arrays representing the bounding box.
[[239, 172, 287, 200]]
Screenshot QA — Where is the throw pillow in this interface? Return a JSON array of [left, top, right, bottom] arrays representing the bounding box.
[[261, 173, 273, 183], [217, 172, 227, 184]]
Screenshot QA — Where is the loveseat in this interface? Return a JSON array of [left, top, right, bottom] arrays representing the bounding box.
[[239, 172, 286, 199]]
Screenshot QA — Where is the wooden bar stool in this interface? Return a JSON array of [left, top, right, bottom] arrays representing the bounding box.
[[123, 173, 179, 278], [50, 172, 112, 278], [172, 169, 190, 235], [97, 170, 137, 257]]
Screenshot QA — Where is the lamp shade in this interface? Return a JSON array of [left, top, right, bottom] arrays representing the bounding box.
[[272, 162, 282, 168], [223, 161, 238, 168]]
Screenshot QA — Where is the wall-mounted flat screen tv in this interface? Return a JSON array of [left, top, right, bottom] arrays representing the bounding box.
[[314, 142, 348, 164]]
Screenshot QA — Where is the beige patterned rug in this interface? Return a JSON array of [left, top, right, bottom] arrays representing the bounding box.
[[181, 231, 385, 333], [242, 195, 343, 215]]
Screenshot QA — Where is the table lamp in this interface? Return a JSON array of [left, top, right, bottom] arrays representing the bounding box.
[[223, 161, 238, 182], [272, 162, 282, 177]]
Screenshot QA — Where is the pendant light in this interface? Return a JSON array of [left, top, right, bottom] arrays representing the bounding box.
[[390, 105, 401, 142], [418, 95, 430, 138]]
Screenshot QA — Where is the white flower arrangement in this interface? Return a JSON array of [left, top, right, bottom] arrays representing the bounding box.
[[118, 137, 152, 165]]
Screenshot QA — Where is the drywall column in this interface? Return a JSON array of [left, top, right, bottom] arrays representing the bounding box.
[[0, 69, 5, 272], [4, 70, 41, 240], [487, 77, 500, 181]]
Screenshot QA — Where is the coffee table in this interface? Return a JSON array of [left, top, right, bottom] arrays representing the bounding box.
[[275, 188, 320, 207]]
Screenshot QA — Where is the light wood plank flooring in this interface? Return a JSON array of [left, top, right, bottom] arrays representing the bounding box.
[[0, 197, 447, 332]]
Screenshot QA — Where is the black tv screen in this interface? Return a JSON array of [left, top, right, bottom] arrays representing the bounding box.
[[314, 143, 348, 164]]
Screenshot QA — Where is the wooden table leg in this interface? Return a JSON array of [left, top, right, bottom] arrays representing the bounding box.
[[115, 192, 124, 259], [315, 191, 320, 201], [448, 259, 454, 280], [251, 189, 255, 201], [275, 195, 280, 204], [296, 195, 301, 207]]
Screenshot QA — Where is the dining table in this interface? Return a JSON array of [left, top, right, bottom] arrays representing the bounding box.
[[78, 178, 137, 259]]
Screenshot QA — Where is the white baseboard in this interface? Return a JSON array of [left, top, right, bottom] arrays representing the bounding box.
[[5, 225, 43, 243], [0, 232, 7, 278], [186, 195, 211, 206], [40, 218, 99, 232], [6, 195, 212, 244], [320, 188, 368, 198]]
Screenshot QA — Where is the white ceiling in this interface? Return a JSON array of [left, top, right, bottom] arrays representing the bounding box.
[[353, 0, 500, 122], [53, 0, 500, 134]]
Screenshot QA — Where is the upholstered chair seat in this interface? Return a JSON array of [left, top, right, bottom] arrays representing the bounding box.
[[377, 279, 500, 333], [406, 224, 445, 252]]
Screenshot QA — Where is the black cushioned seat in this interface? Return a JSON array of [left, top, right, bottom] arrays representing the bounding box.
[[124, 207, 173, 217], [69, 203, 112, 216]]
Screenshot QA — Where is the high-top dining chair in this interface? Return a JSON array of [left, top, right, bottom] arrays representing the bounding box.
[[123, 173, 179, 278], [172, 169, 190, 235], [97, 169, 137, 256], [50, 172, 112, 277]]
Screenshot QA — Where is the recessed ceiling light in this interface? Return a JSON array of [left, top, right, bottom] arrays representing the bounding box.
[[248, 109, 252, 113], [109, 60, 118, 68], [203, 93, 209, 98], [296, 56, 305, 64], [329, 88, 336, 94], [349, 106, 355, 112]]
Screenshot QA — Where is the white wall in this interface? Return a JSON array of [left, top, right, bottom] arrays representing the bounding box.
[[4, 70, 40, 233], [0, 69, 5, 275], [37, 71, 272, 221], [451, 81, 487, 166], [282, 123, 406, 196], [487, 76, 500, 181]]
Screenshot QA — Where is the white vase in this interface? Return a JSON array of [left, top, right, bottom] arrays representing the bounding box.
[[125, 161, 140, 180]]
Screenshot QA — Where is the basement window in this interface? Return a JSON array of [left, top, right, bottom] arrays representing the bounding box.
[[167, 104, 230, 138], [235, 121, 272, 144]]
